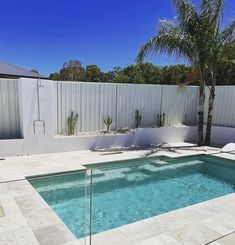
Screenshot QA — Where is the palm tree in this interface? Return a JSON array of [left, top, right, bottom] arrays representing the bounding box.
[[205, 21, 234, 145], [136, 0, 234, 146]]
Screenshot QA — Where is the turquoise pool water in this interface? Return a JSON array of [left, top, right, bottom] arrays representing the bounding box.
[[29, 155, 235, 239]]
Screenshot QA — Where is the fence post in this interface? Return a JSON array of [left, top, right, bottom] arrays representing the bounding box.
[[160, 85, 164, 115], [115, 84, 119, 130]]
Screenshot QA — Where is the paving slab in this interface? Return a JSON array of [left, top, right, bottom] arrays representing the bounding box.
[[33, 223, 76, 245], [90, 228, 132, 245], [167, 223, 222, 245], [210, 232, 235, 245]]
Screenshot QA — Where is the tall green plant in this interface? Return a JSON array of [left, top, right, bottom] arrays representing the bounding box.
[[136, 0, 234, 146], [104, 116, 112, 132], [157, 113, 165, 127], [135, 110, 142, 128], [67, 111, 78, 135]]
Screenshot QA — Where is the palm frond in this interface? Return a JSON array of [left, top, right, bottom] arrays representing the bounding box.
[[220, 20, 235, 45], [173, 0, 199, 35], [136, 0, 233, 75], [136, 21, 194, 64], [212, 0, 224, 23], [136, 36, 159, 63], [157, 21, 193, 58]]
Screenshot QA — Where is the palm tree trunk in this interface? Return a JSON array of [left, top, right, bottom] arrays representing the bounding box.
[[198, 76, 205, 146], [205, 70, 216, 146]]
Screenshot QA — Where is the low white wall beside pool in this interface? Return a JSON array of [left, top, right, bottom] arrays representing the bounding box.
[[0, 124, 235, 157], [210, 126, 235, 146], [134, 127, 198, 145], [0, 126, 198, 157]]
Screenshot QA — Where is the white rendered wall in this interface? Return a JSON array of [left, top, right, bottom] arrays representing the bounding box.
[[1, 124, 235, 157], [0, 126, 198, 157], [18, 78, 54, 153], [210, 126, 235, 146]]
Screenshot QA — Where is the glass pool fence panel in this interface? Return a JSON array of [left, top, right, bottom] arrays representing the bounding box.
[[28, 171, 89, 245], [88, 166, 127, 245]]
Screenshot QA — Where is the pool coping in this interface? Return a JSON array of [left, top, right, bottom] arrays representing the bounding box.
[[1, 144, 235, 245]]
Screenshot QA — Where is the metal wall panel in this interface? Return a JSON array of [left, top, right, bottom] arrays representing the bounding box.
[[0, 79, 21, 139], [55, 81, 82, 134], [161, 86, 198, 126], [54, 82, 117, 134], [99, 83, 117, 131], [210, 86, 235, 127], [54, 81, 235, 134], [54, 82, 201, 134], [117, 84, 162, 128]]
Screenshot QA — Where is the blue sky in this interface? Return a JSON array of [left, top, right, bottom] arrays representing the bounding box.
[[0, 0, 234, 75]]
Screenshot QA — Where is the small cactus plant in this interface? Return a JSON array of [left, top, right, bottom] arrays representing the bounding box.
[[157, 113, 165, 127], [67, 111, 78, 135], [104, 116, 112, 132], [135, 110, 142, 128]]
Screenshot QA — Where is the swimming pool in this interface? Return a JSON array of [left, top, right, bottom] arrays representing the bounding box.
[[29, 154, 235, 239]]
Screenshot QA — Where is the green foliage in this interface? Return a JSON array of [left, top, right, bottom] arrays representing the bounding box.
[[121, 63, 162, 84], [219, 41, 235, 63], [60, 60, 85, 81], [216, 41, 235, 85], [135, 110, 142, 128], [49, 72, 61, 80], [162, 65, 191, 85], [157, 113, 165, 127], [109, 63, 192, 84], [67, 111, 78, 135], [49, 59, 234, 85], [102, 71, 116, 83], [104, 116, 112, 132], [50, 60, 85, 81], [85, 65, 103, 82], [216, 62, 235, 85]]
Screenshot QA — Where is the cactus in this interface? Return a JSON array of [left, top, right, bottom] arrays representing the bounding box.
[[157, 113, 165, 127], [104, 116, 112, 132], [184, 113, 188, 125], [67, 111, 78, 135], [135, 110, 142, 128]]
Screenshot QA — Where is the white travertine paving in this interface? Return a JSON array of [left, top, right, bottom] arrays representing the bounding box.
[[0, 143, 235, 245]]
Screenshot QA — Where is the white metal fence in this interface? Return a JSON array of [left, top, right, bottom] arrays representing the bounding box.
[[0, 79, 234, 138], [0, 79, 21, 139], [54, 81, 199, 134], [205, 86, 235, 127]]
